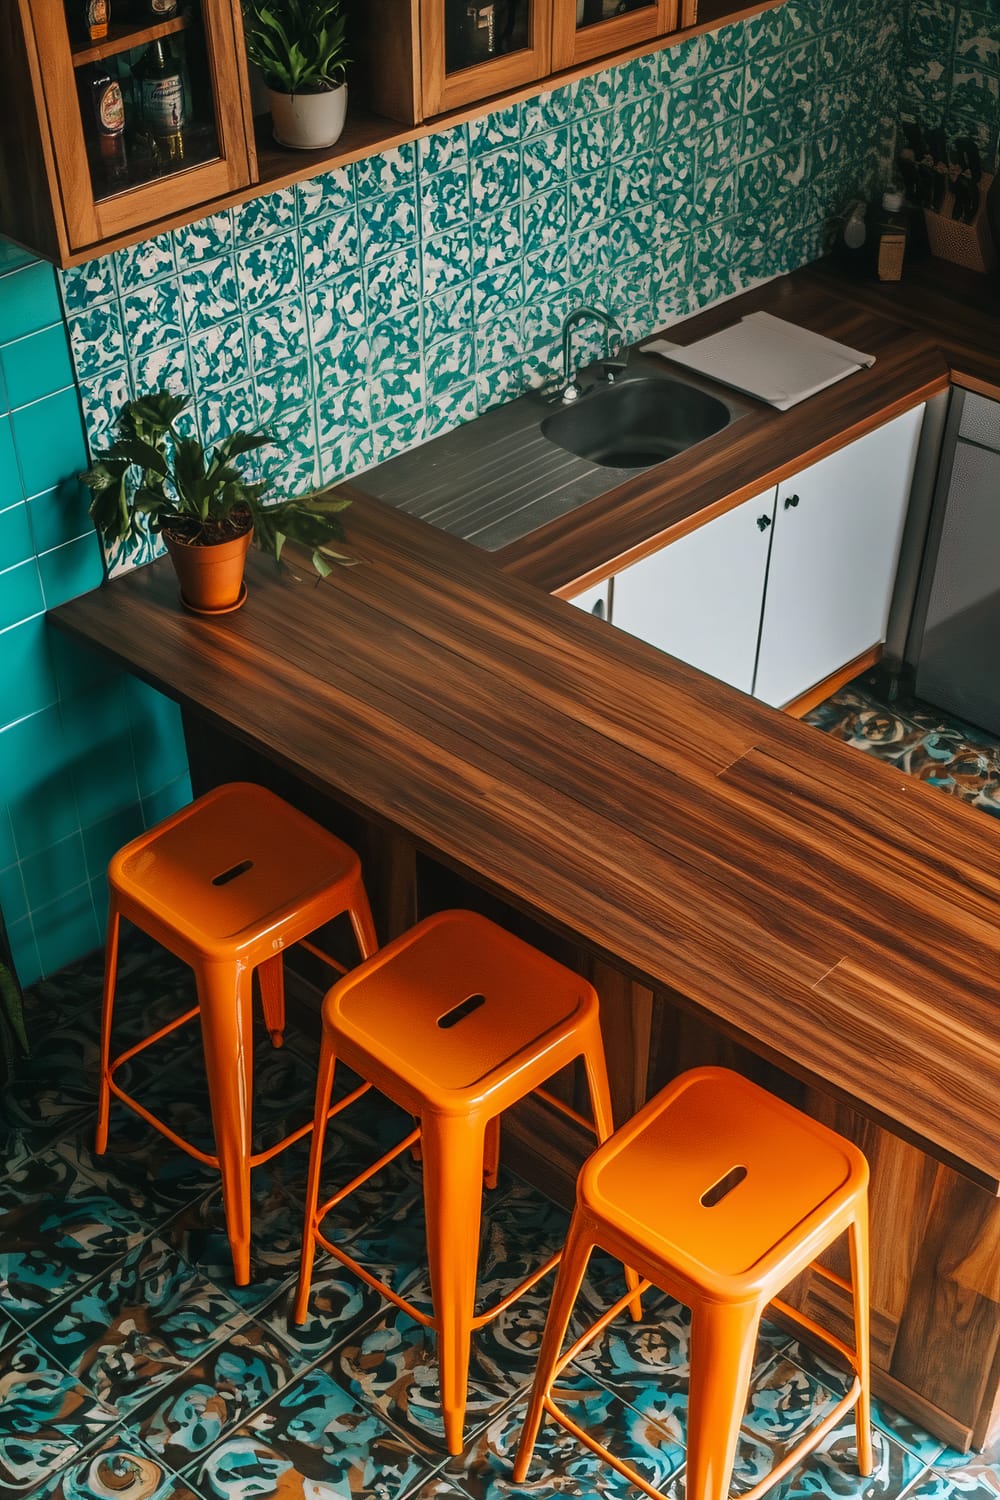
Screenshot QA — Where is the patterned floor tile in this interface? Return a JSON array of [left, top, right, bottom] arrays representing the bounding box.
[[0, 1337, 119, 1495], [184, 1365, 437, 1499], [21, 1431, 208, 1500]]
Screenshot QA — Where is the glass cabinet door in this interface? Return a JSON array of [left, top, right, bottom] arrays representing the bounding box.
[[551, 0, 681, 70], [26, 0, 255, 255], [422, 0, 552, 116]]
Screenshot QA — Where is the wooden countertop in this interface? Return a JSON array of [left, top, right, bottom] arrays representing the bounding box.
[[51, 263, 1000, 1192]]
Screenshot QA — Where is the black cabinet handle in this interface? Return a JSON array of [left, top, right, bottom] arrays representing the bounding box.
[[756, 514, 772, 531], [783, 493, 800, 509]]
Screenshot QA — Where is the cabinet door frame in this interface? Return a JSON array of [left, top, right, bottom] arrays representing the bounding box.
[[23, 0, 254, 253], [551, 0, 678, 72], [421, 0, 553, 117]]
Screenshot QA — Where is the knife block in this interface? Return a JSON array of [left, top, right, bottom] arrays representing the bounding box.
[[923, 174, 996, 272]]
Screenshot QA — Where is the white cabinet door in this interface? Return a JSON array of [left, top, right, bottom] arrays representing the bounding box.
[[611, 490, 776, 694], [753, 407, 924, 708], [567, 579, 611, 620]]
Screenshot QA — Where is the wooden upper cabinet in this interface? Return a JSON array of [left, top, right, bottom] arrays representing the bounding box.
[[420, 0, 553, 117], [0, 0, 256, 264], [551, 0, 681, 72]]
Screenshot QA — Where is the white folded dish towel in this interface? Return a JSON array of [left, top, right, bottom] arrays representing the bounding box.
[[642, 311, 876, 410]]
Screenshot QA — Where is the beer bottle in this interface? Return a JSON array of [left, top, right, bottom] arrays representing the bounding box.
[[74, 0, 110, 43], [89, 60, 129, 185], [138, 39, 187, 163]]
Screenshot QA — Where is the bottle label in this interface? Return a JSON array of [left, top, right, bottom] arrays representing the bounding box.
[[142, 75, 186, 134], [97, 80, 125, 134], [85, 0, 110, 39], [149, 0, 178, 12]]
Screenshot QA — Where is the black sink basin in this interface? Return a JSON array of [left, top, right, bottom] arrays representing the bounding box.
[[541, 376, 732, 469]]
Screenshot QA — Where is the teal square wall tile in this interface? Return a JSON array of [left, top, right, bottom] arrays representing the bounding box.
[[121, 277, 185, 356], [237, 233, 301, 313], [421, 226, 473, 296], [188, 318, 249, 392], [20, 831, 88, 912], [956, 6, 999, 69], [608, 152, 655, 213], [0, 861, 27, 925], [523, 242, 571, 302], [131, 343, 191, 400], [420, 166, 471, 239], [78, 369, 132, 450], [0, 559, 44, 631], [320, 430, 375, 484], [31, 881, 102, 977], [569, 170, 610, 231], [140, 770, 192, 832], [300, 207, 360, 285], [475, 360, 523, 412], [68, 303, 127, 380], [267, 450, 318, 499], [371, 411, 424, 462], [58, 255, 117, 315], [473, 261, 523, 320], [316, 378, 369, 449], [0, 262, 62, 344], [521, 86, 575, 137], [468, 105, 521, 154], [174, 209, 235, 264], [81, 804, 144, 882], [471, 145, 521, 214], [37, 533, 104, 609], [422, 283, 473, 347], [572, 68, 615, 117], [951, 66, 1000, 125], [907, 0, 957, 58], [471, 205, 522, 275], [6, 914, 40, 988], [270, 404, 319, 470], [522, 128, 570, 196], [364, 248, 422, 321], [0, 417, 20, 504], [255, 354, 312, 426], [570, 111, 613, 175], [49, 626, 124, 700], [0, 500, 32, 569], [369, 318, 420, 374], [296, 165, 355, 223], [417, 123, 468, 175], [312, 330, 370, 386], [246, 297, 308, 374], [233, 188, 296, 244], [0, 242, 36, 274], [0, 803, 15, 869], [125, 677, 187, 798], [611, 97, 660, 160], [614, 51, 660, 102], [425, 377, 477, 438], [60, 681, 137, 825], [115, 235, 177, 292], [473, 313, 521, 374], [355, 143, 416, 199], [1, 703, 82, 856], [358, 185, 418, 261], [197, 385, 259, 450], [180, 257, 241, 331], [0, 614, 56, 723], [1, 325, 74, 410], [425, 331, 475, 398], [306, 275, 366, 346]]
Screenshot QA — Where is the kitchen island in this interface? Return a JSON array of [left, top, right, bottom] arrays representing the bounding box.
[[51, 266, 1000, 1451]]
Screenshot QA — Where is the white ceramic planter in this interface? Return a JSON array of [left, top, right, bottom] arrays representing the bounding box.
[[268, 82, 347, 150]]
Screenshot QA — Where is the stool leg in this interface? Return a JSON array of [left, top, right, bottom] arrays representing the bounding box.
[[95, 899, 121, 1154], [581, 1028, 643, 1322], [685, 1299, 760, 1500], [196, 960, 256, 1286], [849, 1202, 874, 1476], [348, 884, 378, 960], [513, 1215, 594, 1483], [483, 1117, 500, 1190], [420, 1111, 485, 1456], [294, 1025, 338, 1324], [257, 954, 285, 1048]]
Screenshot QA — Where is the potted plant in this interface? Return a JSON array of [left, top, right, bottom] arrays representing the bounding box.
[[242, 0, 350, 151], [81, 390, 354, 614]]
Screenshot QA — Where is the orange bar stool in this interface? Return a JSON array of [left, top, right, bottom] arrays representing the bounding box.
[[514, 1065, 872, 1500], [97, 781, 378, 1286], [293, 908, 638, 1456]]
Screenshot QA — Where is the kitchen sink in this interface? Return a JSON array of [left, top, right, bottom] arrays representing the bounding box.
[[541, 376, 732, 469], [359, 351, 752, 550]]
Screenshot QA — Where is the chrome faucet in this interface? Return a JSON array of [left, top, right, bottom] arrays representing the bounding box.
[[559, 305, 623, 403]]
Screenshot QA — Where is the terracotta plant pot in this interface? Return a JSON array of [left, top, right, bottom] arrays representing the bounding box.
[[163, 526, 253, 615], [268, 82, 347, 150]]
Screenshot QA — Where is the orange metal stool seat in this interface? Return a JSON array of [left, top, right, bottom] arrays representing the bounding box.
[[294, 908, 636, 1456], [515, 1065, 872, 1500], [97, 781, 378, 1286]]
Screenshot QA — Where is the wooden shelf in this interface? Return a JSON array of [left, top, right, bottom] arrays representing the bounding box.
[[71, 14, 187, 67]]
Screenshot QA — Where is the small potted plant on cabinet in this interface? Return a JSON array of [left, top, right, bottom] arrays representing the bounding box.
[[81, 390, 354, 614], [242, 0, 349, 150]]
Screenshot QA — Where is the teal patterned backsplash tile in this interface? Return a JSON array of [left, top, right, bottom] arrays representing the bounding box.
[[61, 0, 906, 575], [902, 0, 1000, 165]]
